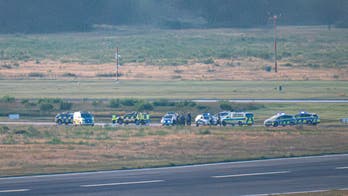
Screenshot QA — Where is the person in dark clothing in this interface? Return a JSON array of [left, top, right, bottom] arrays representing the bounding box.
[[187, 113, 192, 126], [180, 114, 186, 126]]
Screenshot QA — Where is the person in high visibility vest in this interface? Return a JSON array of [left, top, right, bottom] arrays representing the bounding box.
[[145, 113, 150, 125], [112, 115, 117, 124]]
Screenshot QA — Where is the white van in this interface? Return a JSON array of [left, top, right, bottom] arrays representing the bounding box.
[[73, 111, 94, 126]]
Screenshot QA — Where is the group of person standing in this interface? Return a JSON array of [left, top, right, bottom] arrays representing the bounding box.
[[175, 113, 192, 126]]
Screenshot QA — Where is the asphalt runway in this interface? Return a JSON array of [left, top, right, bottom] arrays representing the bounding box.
[[0, 154, 347, 196]]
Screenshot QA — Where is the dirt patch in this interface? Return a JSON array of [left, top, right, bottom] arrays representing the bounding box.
[[1, 59, 347, 80]]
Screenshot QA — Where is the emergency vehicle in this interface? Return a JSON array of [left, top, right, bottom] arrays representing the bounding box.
[[114, 112, 150, 125], [195, 113, 218, 127], [295, 111, 320, 125], [221, 112, 254, 126], [73, 111, 94, 126], [55, 112, 73, 125], [264, 113, 296, 127]]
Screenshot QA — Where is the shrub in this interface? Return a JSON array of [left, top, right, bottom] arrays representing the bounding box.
[[28, 72, 45, 77], [59, 101, 73, 110], [175, 100, 196, 108], [137, 102, 154, 111], [219, 102, 232, 111], [21, 99, 29, 104], [203, 58, 214, 64], [174, 69, 183, 74], [62, 73, 77, 77], [1, 95, 15, 103], [1, 64, 12, 69], [2, 135, 17, 144], [38, 98, 62, 104], [120, 98, 138, 106], [27, 126, 40, 137], [176, 100, 196, 107], [0, 126, 10, 134], [109, 99, 120, 108], [96, 73, 115, 77], [263, 65, 272, 72], [40, 103, 54, 111], [304, 63, 320, 68], [172, 75, 182, 79], [153, 99, 175, 107], [196, 105, 208, 110], [92, 100, 102, 107], [281, 63, 293, 67], [198, 129, 211, 135], [47, 137, 63, 144]]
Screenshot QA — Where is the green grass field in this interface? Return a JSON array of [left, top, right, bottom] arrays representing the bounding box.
[[0, 80, 347, 99], [0, 26, 347, 67]]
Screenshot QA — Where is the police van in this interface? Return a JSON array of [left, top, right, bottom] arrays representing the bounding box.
[[73, 111, 94, 126], [221, 112, 254, 126]]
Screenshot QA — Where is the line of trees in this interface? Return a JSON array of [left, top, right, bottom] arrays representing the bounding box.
[[0, 0, 347, 33]]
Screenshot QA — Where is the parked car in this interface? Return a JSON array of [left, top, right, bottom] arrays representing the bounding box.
[[161, 114, 176, 126], [195, 113, 218, 127], [264, 113, 296, 127], [295, 111, 320, 125], [55, 112, 73, 125]]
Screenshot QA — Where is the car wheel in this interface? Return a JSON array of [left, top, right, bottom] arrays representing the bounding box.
[[273, 122, 278, 127], [57, 120, 63, 125], [222, 121, 227, 127], [238, 121, 243, 126]]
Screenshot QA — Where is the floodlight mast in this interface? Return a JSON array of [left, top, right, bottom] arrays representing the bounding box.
[[273, 15, 278, 73]]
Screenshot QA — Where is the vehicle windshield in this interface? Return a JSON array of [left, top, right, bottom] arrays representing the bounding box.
[[81, 113, 92, 118], [268, 115, 279, 121], [164, 115, 173, 119], [246, 113, 253, 118], [219, 112, 229, 117]]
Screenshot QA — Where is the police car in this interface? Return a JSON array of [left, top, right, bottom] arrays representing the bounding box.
[[195, 113, 218, 127], [55, 112, 73, 125], [161, 114, 176, 126], [295, 111, 320, 125], [264, 113, 296, 127]]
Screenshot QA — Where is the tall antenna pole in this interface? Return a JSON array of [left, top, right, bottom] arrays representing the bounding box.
[[115, 48, 119, 81], [273, 15, 278, 73]]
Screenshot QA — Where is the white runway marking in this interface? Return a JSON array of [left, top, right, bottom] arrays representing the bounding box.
[[0, 189, 30, 193], [80, 180, 165, 187], [336, 166, 348, 170], [212, 171, 290, 178]]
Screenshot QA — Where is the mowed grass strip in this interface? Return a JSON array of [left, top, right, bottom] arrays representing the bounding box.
[[0, 80, 347, 99], [0, 125, 348, 177]]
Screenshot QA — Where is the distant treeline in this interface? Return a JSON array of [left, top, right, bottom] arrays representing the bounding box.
[[0, 0, 347, 33]]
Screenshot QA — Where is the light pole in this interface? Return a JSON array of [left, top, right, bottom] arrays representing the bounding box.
[[273, 15, 278, 73], [115, 48, 120, 81]]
